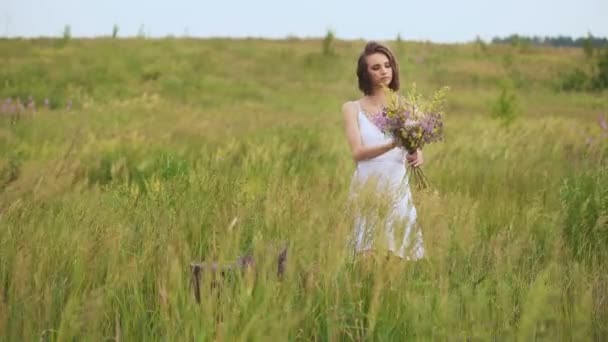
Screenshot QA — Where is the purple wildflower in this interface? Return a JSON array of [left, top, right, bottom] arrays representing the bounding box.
[[599, 113, 607, 131], [27, 96, 36, 112], [1, 98, 8, 114]]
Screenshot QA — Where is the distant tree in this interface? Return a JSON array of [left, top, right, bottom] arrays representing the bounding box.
[[491, 34, 608, 49], [475, 35, 487, 53], [394, 32, 404, 53], [508, 34, 520, 47], [554, 35, 574, 47], [112, 24, 119, 39], [323, 29, 335, 56], [583, 32, 594, 59], [63, 25, 71, 41]]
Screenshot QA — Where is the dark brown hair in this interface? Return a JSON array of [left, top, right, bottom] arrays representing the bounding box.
[[356, 41, 400, 95]]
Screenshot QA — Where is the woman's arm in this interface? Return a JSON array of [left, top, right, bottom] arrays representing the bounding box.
[[343, 101, 396, 162]]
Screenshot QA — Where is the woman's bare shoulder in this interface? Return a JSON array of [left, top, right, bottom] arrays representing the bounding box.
[[341, 99, 361, 115]]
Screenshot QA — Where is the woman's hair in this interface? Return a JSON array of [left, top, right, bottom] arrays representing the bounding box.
[[356, 41, 400, 95]]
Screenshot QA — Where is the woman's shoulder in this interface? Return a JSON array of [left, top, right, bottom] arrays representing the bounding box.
[[341, 99, 362, 114]]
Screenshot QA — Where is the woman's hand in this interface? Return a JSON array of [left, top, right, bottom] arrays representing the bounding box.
[[406, 149, 424, 167]]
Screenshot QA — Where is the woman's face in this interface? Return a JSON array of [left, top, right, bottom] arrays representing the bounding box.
[[366, 52, 392, 88]]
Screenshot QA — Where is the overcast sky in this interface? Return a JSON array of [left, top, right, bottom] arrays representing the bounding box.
[[3, 0, 607, 42]]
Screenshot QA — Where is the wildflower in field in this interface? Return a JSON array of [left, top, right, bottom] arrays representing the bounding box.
[[599, 113, 607, 137], [27, 95, 36, 112]]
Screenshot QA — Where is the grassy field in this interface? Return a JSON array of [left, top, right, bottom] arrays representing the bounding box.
[[1, 37, 607, 340]]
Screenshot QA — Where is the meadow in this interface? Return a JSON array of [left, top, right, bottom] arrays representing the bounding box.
[[1, 37, 607, 340]]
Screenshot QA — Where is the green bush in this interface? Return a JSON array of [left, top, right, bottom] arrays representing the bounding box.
[[559, 68, 590, 91], [559, 48, 608, 91], [591, 49, 608, 90], [0, 157, 20, 192], [491, 80, 519, 125]]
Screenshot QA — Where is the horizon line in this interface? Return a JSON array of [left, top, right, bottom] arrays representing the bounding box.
[[2, 32, 607, 45]]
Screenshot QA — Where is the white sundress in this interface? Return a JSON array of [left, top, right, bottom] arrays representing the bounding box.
[[349, 100, 424, 260]]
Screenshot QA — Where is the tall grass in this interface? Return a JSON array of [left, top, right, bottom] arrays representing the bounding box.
[[0, 37, 607, 340]]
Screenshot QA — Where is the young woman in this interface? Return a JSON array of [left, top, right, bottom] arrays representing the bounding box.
[[343, 41, 424, 260]]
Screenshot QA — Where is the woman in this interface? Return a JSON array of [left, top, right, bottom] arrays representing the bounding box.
[[342, 41, 424, 260]]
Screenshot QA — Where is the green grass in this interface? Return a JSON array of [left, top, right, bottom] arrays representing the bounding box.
[[1, 37, 607, 341]]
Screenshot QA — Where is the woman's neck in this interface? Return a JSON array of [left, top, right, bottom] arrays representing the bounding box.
[[364, 89, 386, 107]]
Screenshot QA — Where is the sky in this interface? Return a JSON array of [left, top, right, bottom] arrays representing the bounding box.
[[2, 0, 607, 43]]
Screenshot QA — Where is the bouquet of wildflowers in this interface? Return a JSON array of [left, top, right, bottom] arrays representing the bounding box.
[[370, 84, 448, 190]]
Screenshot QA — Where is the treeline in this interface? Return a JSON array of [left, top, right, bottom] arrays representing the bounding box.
[[491, 34, 608, 48]]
